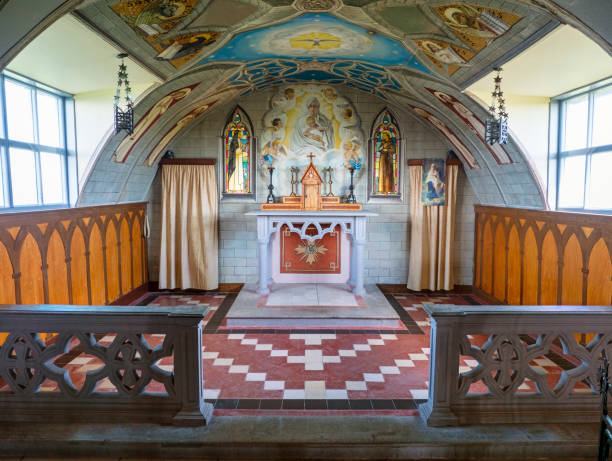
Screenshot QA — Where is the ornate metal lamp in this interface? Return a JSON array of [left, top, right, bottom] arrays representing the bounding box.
[[114, 53, 134, 135], [484, 67, 508, 146]]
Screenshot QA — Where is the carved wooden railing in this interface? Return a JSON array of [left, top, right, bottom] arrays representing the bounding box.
[[473, 205, 612, 306], [420, 304, 612, 426], [0, 304, 212, 425], [0, 202, 148, 307]]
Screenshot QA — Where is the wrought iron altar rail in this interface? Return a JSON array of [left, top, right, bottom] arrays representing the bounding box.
[[0, 304, 212, 425], [420, 304, 612, 426]]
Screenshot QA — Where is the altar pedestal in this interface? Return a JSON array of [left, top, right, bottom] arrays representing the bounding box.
[[246, 210, 376, 296]]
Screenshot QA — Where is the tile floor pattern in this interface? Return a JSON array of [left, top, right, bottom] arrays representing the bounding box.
[[0, 289, 593, 415]]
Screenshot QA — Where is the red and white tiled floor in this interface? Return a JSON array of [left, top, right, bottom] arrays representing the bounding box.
[[1, 287, 591, 416]]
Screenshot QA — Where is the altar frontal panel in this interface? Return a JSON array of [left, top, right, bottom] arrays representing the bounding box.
[[280, 224, 341, 274]]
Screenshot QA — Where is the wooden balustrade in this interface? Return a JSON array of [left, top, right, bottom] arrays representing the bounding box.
[[420, 303, 612, 426], [473, 205, 612, 306], [0, 202, 148, 307], [0, 304, 212, 425]]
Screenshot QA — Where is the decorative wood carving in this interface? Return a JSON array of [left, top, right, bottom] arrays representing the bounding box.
[[473, 205, 612, 306], [0, 304, 212, 425], [421, 303, 612, 426], [0, 203, 148, 308]]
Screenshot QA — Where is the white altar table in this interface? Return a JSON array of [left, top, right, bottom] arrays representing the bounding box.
[[246, 210, 376, 296]]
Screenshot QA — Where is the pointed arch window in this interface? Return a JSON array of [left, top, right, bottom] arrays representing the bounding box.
[[370, 110, 401, 198], [223, 107, 254, 197]]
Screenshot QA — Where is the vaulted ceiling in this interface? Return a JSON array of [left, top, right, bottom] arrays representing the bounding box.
[[4, 0, 612, 208]]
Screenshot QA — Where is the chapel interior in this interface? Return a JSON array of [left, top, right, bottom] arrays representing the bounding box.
[[1, 0, 612, 460]]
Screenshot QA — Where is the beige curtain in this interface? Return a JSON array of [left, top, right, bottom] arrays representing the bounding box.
[[159, 164, 218, 290], [407, 161, 458, 291]]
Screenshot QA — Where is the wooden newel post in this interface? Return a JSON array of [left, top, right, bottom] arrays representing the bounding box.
[[173, 317, 213, 425]]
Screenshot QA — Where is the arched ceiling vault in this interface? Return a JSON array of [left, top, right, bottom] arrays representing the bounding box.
[[5, 0, 612, 207]]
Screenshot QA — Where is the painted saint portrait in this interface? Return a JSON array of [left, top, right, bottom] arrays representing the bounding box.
[[260, 85, 365, 197], [371, 111, 400, 196], [110, 0, 198, 38], [434, 4, 521, 51], [223, 109, 252, 195], [414, 39, 474, 75], [422, 159, 446, 206], [154, 32, 220, 68], [291, 98, 334, 151]]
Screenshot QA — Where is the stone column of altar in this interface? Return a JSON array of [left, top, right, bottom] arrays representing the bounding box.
[[352, 215, 367, 295], [256, 215, 270, 295]]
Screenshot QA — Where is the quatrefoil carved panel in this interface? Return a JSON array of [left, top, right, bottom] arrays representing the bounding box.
[[0, 332, 47, 395]]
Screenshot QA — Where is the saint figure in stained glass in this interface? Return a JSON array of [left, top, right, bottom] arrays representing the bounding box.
[[372, 111, 399, 195], [224, 109, 251, 194]]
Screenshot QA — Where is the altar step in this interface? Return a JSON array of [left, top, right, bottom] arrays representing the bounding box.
[[225, 283, 401, 329]]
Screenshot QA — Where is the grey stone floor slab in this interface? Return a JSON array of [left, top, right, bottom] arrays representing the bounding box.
[[0, 416, 598, 460], [226, 283, 400, 327]]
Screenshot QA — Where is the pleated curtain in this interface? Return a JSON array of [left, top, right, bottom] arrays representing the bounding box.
[[159, 164, 218, 290], [407, 159, 459, 291]]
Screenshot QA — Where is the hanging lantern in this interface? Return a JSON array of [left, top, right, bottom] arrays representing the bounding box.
[[484, 67, 508, 146], [114, 53, 134, 135]]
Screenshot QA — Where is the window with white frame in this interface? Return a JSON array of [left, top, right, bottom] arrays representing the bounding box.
[[553, 81, 612, 212], [0, 72, 74, 209]]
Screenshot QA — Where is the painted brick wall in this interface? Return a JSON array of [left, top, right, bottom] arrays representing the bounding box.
[[147, 87, 477, 285]]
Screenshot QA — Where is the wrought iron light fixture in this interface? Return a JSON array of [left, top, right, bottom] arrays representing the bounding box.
[[484, 67, 508, 146], [114, 53, 134, 135]]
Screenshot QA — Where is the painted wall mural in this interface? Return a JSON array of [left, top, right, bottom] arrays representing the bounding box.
[[198, 13, 430, 73], [434, 3, 521, 51], [110, 0, 199, 38], [260, 84, 365, 197], [114, 84, 198, 163], [153, 31, 220, 67], [427, 88, 512, 164], [411, 106, 479, 170], [371, 110, 400, 197], [144, 101, 216, 166], [223, 108, 252, 195], [414, 39, 475, 75]]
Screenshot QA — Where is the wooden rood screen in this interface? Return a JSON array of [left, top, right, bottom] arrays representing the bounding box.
[[0, 202, 147, 307], [474, 205, 612, 306]]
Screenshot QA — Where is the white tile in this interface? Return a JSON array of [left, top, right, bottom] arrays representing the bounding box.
[[410, 389, 429, 399], [367, 339, 385, 346], [304, 380, 326, 399], [322, 355, 341, 363], [228, 365, 249, 374], [245, 372, 266, 381], [203, 389, 220, 399], [283, 389, 305, 399], [353, 344, 371, 351], [459, 366, 472, 373], [394, 359, 415, 367], [241, 338, 258, 345], [533, 357, 557, 367], [379, 366, 400, 375], [227, 334, 245, 340], [339, 349, 357, 357], [380, 334, 397, 340], [213, 358, 233, 366], [203, 352, 219, 359], [421, 348, 431, 354], [464, 359, 479, 367], [255, 343, 273, 350], [325, 389, 348, 399], [264, 380, 285, 390], [270, 349, 288, 357], [363, 373, 385, 383], [409, 353, 428, 361], [345, 381, 367, 391]]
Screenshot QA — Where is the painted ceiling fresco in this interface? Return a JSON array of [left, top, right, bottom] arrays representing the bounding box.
[[198, 13, 430, 72]]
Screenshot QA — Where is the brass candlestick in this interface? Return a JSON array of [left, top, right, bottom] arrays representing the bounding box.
[[323, 166, 334, 196], [289, 167, 299, 196]]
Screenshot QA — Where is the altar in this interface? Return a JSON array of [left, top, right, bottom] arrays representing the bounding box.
[[246, 210, 376, 295]]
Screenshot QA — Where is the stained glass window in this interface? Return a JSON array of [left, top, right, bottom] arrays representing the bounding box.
[[223, 108, 252, 195], [371, 110, 400, 197]]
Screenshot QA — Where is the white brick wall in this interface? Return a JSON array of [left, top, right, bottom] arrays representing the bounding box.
[[146, 87, 477, 286]]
